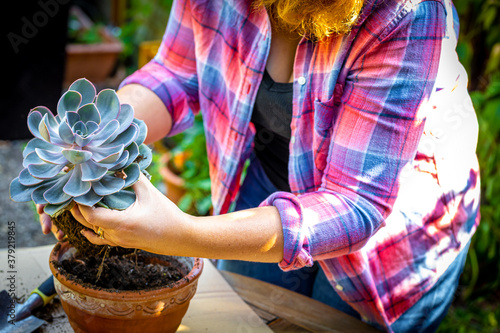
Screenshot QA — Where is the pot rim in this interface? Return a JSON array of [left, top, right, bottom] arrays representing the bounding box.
[[49, 241, 203, 301]]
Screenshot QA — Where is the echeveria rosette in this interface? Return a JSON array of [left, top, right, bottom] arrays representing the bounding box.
[[9, 78, 152, 217]]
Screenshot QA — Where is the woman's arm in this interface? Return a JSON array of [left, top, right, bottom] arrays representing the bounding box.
[[117, 84, 172, 145], [74, 174, 284, 263]]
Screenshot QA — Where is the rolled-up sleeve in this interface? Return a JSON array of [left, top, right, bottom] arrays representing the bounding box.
[[120, 0, 199, 136], [260, 1, 446, 271]]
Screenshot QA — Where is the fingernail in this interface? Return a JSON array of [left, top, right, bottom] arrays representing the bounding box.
[[80, 229, 85, 235]]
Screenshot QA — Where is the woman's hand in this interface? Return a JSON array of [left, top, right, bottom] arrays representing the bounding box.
[[72, 172, 284, 262], [71, 173, 193, 255], [37, 204, 65, 240]]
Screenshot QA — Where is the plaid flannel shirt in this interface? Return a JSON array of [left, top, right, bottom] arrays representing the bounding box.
[[121, 0, 481, 329]]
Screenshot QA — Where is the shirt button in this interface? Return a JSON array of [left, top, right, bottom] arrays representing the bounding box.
[[335, 284, 343, 291], [297, 76, 306, 85], [291, 136, 296, 144]]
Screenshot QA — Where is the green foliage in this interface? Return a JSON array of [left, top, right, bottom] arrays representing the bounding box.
[[68, 12, 105, 44], [460, 78, 500, 297], [439, 298, 500, 333], [453, 0, 500, 90], [439, 1, 500, 331], [118, 0, 174, 71], [169, 114, 212, 216]]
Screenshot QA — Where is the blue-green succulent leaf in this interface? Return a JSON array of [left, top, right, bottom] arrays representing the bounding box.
[[74, 188, 102, 207], [74, 133, 93, 147], [101, 189, 136, 210], [32, 187, 48, 205], [66, 111, 80, 128], [92, 174, 125, 196], [23, 151, 44, 168], [58, 118, 75, 144], [10, 177, 36, 202], [57, 90, 82, 117], [35, 148, 67, 165], [38, 115, 51, 142], [123, 163, 140, 188], [137, 144, 153, 170], [69, 78, 96, 105], [43, 172, 72, 204], [103, 123, 138, 147], [23, 138, 63, 158], [27, 110, 43, 140], [63, 165, 92, 197], [117, 104, 134, 132], [125, 142, 139, 166], [62, 149, 92, 164], [133, 118, 147, 146], [31, 178, 59, 204], [81, 160, 108, 181], [77, 103, 101, 124], [72, 121, 87, 135], [32, 106, 58, 129], [44, 199, 73, 217], [96, 89, 120, 124], [19, 168, 44, 186], [87, 119, 119, 146], [108, 151, 130, 171], [86, 121, 99, 135], [28, 163, 65, 179], [87, 144, 124, 163]]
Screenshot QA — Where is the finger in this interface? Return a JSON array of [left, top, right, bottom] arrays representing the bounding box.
[[78, 205, 122, 229], [40, 213, 52, 235], [131, 172, 154, 200], [80, 229, 119, 247], [50, 223, 64, 241], [57, 229, 65, 240], [70, 204, 94, 229], [36, 204, 45, 215]]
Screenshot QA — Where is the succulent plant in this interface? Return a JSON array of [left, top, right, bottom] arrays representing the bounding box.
[[10, 78, 152, 217]]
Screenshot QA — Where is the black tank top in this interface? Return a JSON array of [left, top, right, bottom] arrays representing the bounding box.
[[251, 69, 293, 192]]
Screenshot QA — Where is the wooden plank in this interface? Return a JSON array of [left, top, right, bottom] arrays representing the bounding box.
[[220, 270, 381, 333], [247, 303, 310, 332]]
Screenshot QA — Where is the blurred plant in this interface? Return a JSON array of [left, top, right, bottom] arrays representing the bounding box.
[[439, 298, 500, 333], [118, 0, 174, 72], [453, 0, 500, 90], [68, 12, 105, 44], [167, 114, 212, 216], [458, 78, 500, 298], [10, 78, 152, 217]]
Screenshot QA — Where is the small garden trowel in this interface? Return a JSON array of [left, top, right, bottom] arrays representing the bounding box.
[[0, 276, 56, 333]]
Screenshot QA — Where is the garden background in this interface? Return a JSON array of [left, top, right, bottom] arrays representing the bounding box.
[[1, 0, 499, 331]]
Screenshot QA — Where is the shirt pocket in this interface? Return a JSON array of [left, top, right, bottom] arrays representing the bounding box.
[[313, 98, 337, 172]]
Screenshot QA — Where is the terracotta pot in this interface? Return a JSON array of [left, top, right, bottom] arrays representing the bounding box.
[[49, 241, 203, 333], [64, 6, 123, 85], [159, 152, 187, 205]]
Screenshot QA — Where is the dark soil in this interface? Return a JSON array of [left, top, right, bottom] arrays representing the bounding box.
[[52, 249, 189, 291], [52, 209, 134, 258]]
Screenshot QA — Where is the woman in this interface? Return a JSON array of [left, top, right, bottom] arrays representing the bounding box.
[[40, 0, 480, 331]]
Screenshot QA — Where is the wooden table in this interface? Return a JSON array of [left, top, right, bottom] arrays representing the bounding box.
[[0, 245, 378, 332], [220, 270, 380, 333]]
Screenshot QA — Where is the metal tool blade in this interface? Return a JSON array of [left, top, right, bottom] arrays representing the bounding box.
[[0, 315, 46, 333], [0, 290, 47, 333]]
